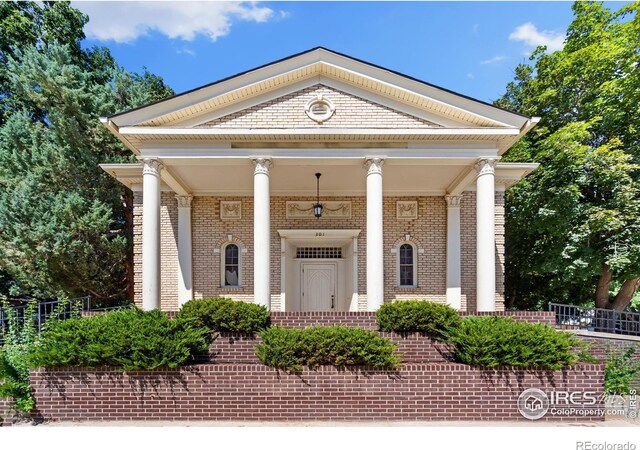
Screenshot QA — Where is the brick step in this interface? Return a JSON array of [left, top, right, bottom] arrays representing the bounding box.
[[194, 331, 454, 364]]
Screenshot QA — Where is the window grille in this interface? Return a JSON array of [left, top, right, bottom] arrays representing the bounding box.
[[296, 247, 342, 259]]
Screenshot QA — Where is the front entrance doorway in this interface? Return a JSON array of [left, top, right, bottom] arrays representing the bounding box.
[[302, 263, 337, 311], [278, 229, 360, 312]]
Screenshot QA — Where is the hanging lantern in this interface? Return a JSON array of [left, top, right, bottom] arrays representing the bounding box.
[[313, 173, 323, 219]]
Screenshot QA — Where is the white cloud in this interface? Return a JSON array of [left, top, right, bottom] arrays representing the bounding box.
[[480, 55, 506, 65], [509, 22, 565, 52], [467, 72, 474, 79], [73, 1, 281, 43], [177, 47, 196, 57]]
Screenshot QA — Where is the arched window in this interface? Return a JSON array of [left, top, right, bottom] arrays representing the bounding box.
[[398, 243, 417, 288], [222, 243, 241, 287]]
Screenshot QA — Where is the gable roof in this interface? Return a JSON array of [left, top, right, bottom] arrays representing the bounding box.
[[196, 83, 440, 129], [104, 47, 533, 130]]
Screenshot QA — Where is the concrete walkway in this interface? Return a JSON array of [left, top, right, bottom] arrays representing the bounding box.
[[8, 418, 638, 427]]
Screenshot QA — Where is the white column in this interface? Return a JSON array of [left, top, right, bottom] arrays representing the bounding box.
[[445, 195, 462, 310], [365, 157, 385, 311], [142, 159, 163, 311], [252, 157, 272, 309], [176, 195, 193, 308], [476, 158, 497, 312]]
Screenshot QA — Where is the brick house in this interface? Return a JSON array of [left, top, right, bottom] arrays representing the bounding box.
[[101, 47, 539, 313]]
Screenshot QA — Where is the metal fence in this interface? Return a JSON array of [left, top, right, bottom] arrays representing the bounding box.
[[549, 302, 640, 336], [0, 296, 122, 345]]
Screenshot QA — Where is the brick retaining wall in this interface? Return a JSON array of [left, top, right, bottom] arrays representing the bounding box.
[[0, 396, 11, 426], [574, 332, 640, 363], [269, 311, 555, 329], [30, 364, 604, 422], [460, 310, 555, 326], [199, 332, 453, 364]]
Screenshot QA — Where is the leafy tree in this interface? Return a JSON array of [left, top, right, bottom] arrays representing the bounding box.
[[497, 1, 640, 310], [0, 2, 173, 301]]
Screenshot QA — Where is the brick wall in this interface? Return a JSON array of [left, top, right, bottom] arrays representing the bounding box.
[[202, 311, 555, 365], [460, 310, 555, 326], [270, 311, 377, 329], [30, 364, 604, 422], [201, 331, 454, 364], [135, 190, 506, 312], [184, 193, 504, 312], [574, 333, 640, 364], [0, 396, 12, 426], [197, 84, 439, 129], [270, 311, 554, 328]]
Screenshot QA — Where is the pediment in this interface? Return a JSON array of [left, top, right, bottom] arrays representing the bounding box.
[[195, 84, 440, 130], [106, 48, 532, 130]]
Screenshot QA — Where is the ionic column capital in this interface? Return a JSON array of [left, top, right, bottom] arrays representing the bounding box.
[[365, 157, 385, 176], [445, 195, 463, 208], [475, 158, 498, 176], [252, 157, 273, 176], [142, 158, 163, 176], [175, 195, 193, 209]]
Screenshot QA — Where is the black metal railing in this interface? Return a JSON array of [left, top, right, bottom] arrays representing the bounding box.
[[0, 296, 122, 345], [549, 302, 640, 336]]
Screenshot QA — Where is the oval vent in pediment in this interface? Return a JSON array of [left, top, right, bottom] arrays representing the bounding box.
[[305, 94, 335, 123]]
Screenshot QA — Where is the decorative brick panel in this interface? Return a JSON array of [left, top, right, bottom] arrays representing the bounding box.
[[30, 364, 604, 422], [197, 84, 439, 129]]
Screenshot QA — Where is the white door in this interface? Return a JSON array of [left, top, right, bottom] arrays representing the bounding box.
[[301, 263, 337, 311]]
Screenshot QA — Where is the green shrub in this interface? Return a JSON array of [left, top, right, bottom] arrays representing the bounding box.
[[0, 299, 40, 413], [31, 307, 209, 370], [256, 325, 400, 372], [177, 297, 270, 333], [449, 316, 588, 370], [605, 346, 640, 395], [376, 300, 461, 340]]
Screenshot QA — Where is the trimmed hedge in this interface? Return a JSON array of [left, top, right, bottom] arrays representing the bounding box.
[[177, 297, 270, 333], [450, 316, 590, 370], [255, 325, 401, 371], [376, 300, 460, 340], [30, 308, 209, 370]]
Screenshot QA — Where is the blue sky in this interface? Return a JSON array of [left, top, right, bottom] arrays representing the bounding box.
[[74, 1, 628, 104]]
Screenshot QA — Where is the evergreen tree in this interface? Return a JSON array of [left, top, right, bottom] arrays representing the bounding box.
[[0, 2, 173, 301]]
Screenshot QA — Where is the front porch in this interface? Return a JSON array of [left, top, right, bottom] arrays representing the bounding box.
[[103, 157, 536, 313]]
